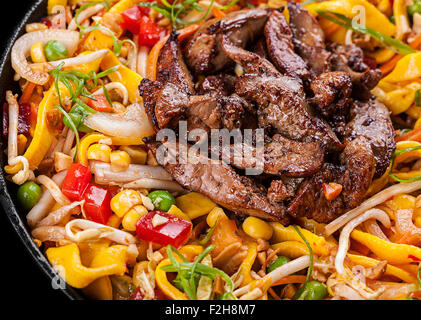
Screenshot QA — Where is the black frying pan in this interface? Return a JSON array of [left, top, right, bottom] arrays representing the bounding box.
[[0, 0, 83, 300]]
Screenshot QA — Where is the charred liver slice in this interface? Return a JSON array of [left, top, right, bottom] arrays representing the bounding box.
[[344, 99, 395, 178], [287, 136, 375, 223], [287, 2, 331, 76], [156, 31, 194, 94], [210, 133, 324, 177], [309, 71, 352, 138], [144, 137, 289, 223], [328, 43, 382, 100], [185, 8, 271, 75], [235, 74, 342, 151], [264, 9, 310, 80]]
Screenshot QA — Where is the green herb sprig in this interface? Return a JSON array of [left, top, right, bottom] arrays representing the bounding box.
[[138, 0, 215, 29], [292, 225, 314, 300], [316, 9, 416, 55], [49, 62, 120, 160], [389, 145, 421, 182], [161, 245, 235, 300]]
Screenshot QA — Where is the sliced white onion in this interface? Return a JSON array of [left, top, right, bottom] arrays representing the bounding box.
[[123, 178, 185, 192], [325, 180, 421, 236], [36, 200, 83, 227], [363, 219, 390, 242], [90, 161, 173, 183], [6, 91, 18, 163], [65, 219, 137, 245], [137, 46, 149, 78], [32, 49, 109, 72], [233, 255, 310, 298], [27, 170, 67, 228], [335, 209, 390, 275], [11, 29, 79, 85], [32, 225, 67, 242], [37, 175, 70, 206], [84, 102, 155, 138], [68, 4, 104, 31], [93, 82, 129, 105]]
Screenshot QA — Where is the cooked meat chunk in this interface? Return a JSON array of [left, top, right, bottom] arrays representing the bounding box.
[[185, 8, 271, 74], [235, 74, 343, 151], [197, 73, 236, 96], [221, 35, 279, 75], [287, 136, 375, 223], [144, 137, 289, 223], [344, 99, 395, 178], [264, 9, 310, 80], [287, 2, 331, 76], [328, 43, 382, 100], [268, 177, 304, 204], [309, 71, 352, 137], [139, 78, 162, 131], [210, 134, 324, 177], [156, 31, 194, 94]]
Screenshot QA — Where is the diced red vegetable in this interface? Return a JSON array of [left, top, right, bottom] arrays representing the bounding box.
[[121, 6, 143, 34], [83, 184, 112, 225], [2, 102, 32, 140], [86, 94, 113, 113], [128, 287, 167, 300], [137, 16, 166, 47], [128, 287, 144, 300], [61, 163, 92, 202], [247, 0, 259, 5], [136, 210, 192, 247]]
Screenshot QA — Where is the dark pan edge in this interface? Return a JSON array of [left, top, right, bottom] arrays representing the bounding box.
[[0, 0, 83, 300]]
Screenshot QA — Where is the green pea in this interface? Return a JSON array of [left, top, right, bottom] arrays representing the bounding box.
[[408, 3, 421, 16], [267, 255, 291, 273], [17, 181, 43, 211], [44, 40, 68, 61], [299, 281, 328, 300], [148, 190, 176, 212]]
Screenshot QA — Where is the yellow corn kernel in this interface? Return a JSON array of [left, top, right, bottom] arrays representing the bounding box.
[[107, 214, 122, 228], [119, 145, 147, 165], [242, 217, 273, 240], [111, 189, 142, 218], [17, 134, 27, 155], [110, 150, 131, 172], [206, 207, 227, 227], [167, 205, 191, 222], [87, 143, 112, 163], [122, 205, 148, 231], [30, 42, 47, 63]]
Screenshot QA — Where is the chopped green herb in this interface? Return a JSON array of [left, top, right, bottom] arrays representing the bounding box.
[[316, 10, 416, 55]]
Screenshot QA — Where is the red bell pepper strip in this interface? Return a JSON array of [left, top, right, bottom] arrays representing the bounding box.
[[121, 6, 143, 34], [61, 163, 92, 202], [129, 287, 168, 300], [83, 183, 112, 225], [86, 94, 113, 113], [138, 16, 166, 48], [136, 210, 192, 247]]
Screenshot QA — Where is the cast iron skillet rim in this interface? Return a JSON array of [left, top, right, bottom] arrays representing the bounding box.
[[0, 0, 83, 300]]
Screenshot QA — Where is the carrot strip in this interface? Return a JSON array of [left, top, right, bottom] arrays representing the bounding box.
[[146, 35, 169, 81], [19, 82, 36, 104], [146, 24, 200, 81], [380, 54, 403, 76], [324, 24, 340, 38], [380, 33, 421, 77], [271, 275, 307, 287], [212, 6, 226, 19], [396, 126, 421, 142]]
